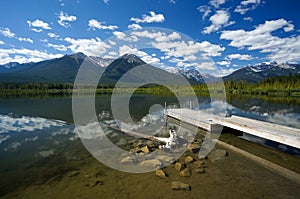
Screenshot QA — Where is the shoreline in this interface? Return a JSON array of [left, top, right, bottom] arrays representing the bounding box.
[[2, 128, 300, 198], [2, 133, 299, 199]]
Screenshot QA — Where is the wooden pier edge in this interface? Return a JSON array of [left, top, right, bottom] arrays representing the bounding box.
[[214, 139, 300, 184]]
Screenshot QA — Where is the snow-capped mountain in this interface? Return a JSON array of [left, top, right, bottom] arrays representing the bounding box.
[[1, 53, 299, 84], [223, 62, 300, 83], [90, 56, 114, 67], [166, 67, 218, 83], [0, 62, 21, 72]]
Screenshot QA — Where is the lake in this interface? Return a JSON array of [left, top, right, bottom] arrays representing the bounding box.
[[0, 94, 299, 197]]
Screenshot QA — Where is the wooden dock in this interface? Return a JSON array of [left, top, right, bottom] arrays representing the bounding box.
[[166, 108, 300, 149]]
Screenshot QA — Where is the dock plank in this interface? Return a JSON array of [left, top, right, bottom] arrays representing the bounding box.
[[166, 109, 300, 149]]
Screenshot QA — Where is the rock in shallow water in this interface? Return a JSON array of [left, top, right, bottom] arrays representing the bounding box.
[[193, 160, 205, 168], [171, 181, 191, 191], [141, 146, 150, 153], [184, 156, 194, 164], [187, 143, 201, 153], [208, 149, 228, 162], [174, 162, 185, 172], [179, 168, 191, 177], [140, 159, 162, 168], [156, 154, 175, 163], [120, 156, 135, 164], [194, 168, 205, 174], [155, 169, 166, 178]]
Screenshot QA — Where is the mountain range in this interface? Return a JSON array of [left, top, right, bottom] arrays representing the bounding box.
[[0, 53, 299, 84], [223, 62, 300, 83]]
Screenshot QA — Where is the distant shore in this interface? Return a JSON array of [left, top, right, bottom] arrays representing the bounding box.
[[0, 84, 299, 97]]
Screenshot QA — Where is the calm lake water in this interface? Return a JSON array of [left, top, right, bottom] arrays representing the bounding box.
[[0, 94, 299, 195]]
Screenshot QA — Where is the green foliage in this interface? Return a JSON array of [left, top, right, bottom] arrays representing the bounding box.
[[0, 74, 299, 97], [224, 74, 300, 96]]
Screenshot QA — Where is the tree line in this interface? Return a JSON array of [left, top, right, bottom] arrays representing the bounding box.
[[0, 74, 299, 97]]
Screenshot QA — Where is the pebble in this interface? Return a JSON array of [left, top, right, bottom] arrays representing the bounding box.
[[174, 162, 185, 172], [140, 159, 162, 168], [155, 169, 167, 178], [194, 168, 205, 174], [120, 156, 135, 164], [171, 181, 191, 191], [184, 156, 194, 164], [193, 160, 205, 168], [179, 168, 191, 177], [187, 143, 201, 153], [141, 146, 150, 153]]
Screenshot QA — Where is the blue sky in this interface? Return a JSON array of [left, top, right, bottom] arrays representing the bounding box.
[[0, 0, 299, 76]]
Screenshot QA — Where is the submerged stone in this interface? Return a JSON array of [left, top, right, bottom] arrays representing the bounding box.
[[174, 162, 185, 172], [184, 156, 194, 164], [141, 146, 150, 153], [140, 159, 162, 168], [171, 181, 191, 191], [179, 168, 191, 177], [155, 169, 166, 178], [120, 156, 135, 164]]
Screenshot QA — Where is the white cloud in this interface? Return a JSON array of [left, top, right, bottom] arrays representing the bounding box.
[[58, 12, 77, 28], [103, 0, 109, 4], [118, 45, 160, 65], [197, 6, 212, 20], [220, 19, 300, 62], [152, 39, 225, 58], [131, 30, 181, 43], [203, 10, 234, 34], [27, 19, 51, 31], [234, 0, 261, 15], [88, 19, 118, 30], [0, 48, 63, 65], [195, 62, 216, 70], [169, 0, 176, 4], [128, 24, 142, 30], [241, 0, 260, 6], [130, 11, 165, 23], [113, 31, 126, 40], [48, 33, 60, 38], [215, 67, 235, 77], [209, 0, 226, 8], [283, 23, 294, 32], [32, 28, 43, 33], [113, 31, 138, 42], [18, 37, 33, 43], [169, 57, 216, 70], [217, 60, 230, 66], [0, 40, 4, 45], [0, 28, 16, 38], [40, 39, 48, 43], [226, 54, 252, 60], [243, 17, 253, 21], [64, 37, 111, 56], [47, 43, 67, 51]]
